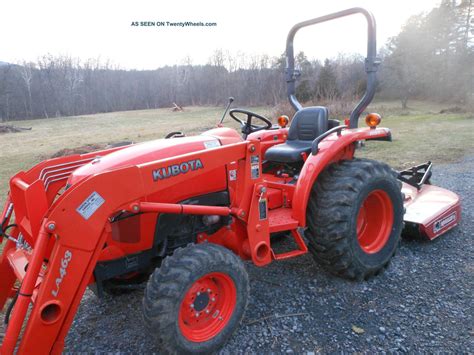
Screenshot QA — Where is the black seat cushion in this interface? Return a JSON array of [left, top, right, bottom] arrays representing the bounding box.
[[264, 140, 314, 163], [265, 106, 329, 163]]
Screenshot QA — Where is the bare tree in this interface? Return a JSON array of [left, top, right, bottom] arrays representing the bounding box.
[[1, 1, 472, 122], [19, 62, 35, 117]]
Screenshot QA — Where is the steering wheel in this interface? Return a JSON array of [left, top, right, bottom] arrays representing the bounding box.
[[229, 109, 272, 138]]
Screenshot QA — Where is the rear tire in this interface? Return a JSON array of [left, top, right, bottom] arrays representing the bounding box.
[[142, 243, 249, 354], [306, 158, 403, 280]]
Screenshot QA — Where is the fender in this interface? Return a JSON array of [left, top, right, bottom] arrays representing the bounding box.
[[292, 127, 391, 225]]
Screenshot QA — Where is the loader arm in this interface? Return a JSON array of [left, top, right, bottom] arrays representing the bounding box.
[[1, 141, 264, 354]]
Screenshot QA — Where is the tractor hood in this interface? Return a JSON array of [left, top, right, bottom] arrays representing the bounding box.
[[68, 135, 223, 186]]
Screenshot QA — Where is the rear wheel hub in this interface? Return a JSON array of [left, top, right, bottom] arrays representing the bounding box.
[[356, 189, 394, 254]]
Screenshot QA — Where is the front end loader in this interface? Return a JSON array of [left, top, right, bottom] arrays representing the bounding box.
[[0, 8, 460, 354]]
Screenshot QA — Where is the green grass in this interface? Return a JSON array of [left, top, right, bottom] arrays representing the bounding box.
[[357, 110, 474, 168], [0, 102, 472, 203]]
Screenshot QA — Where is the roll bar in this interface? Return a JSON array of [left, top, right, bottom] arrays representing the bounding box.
[[285, 7, 380, 128]]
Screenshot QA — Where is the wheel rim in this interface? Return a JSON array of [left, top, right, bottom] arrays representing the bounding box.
[[179, 272, 236, 342], [356, 190, 394, 254]]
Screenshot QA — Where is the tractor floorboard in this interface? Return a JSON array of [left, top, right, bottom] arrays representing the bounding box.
[[268, 208, 299, 233]]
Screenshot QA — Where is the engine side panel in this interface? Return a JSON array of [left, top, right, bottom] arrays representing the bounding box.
[[68, 135, 224, 185]]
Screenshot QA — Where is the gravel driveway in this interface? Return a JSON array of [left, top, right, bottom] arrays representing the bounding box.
[[3, 156, 472, 353]]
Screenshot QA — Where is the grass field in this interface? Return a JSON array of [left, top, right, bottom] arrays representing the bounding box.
[[0, 101, 472, 202]]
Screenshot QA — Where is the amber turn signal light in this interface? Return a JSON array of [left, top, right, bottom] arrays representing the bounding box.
[[278, 115, 289, 128], [365, 113, 381, 128]]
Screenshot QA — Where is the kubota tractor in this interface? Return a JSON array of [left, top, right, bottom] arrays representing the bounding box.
[[0, 8, 461, 354]]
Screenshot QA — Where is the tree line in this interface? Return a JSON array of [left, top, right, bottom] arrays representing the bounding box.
[[381, 0, 473, 108], [0, 0, 472, 121]]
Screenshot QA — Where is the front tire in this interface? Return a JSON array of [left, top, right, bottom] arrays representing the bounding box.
[[142, 243, 249, 354], [306, 158, 403, 280]]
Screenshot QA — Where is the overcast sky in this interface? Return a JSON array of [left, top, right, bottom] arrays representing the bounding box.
[[1, 0, 440, 69]]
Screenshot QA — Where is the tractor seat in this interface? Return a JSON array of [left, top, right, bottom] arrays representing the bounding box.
[[265, 106, 329, 163]]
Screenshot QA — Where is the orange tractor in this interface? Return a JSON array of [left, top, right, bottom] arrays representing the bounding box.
[[0, 8, 460, 354]]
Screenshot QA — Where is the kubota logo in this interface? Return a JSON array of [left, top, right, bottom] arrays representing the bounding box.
[[152, 159, 204, 181]]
